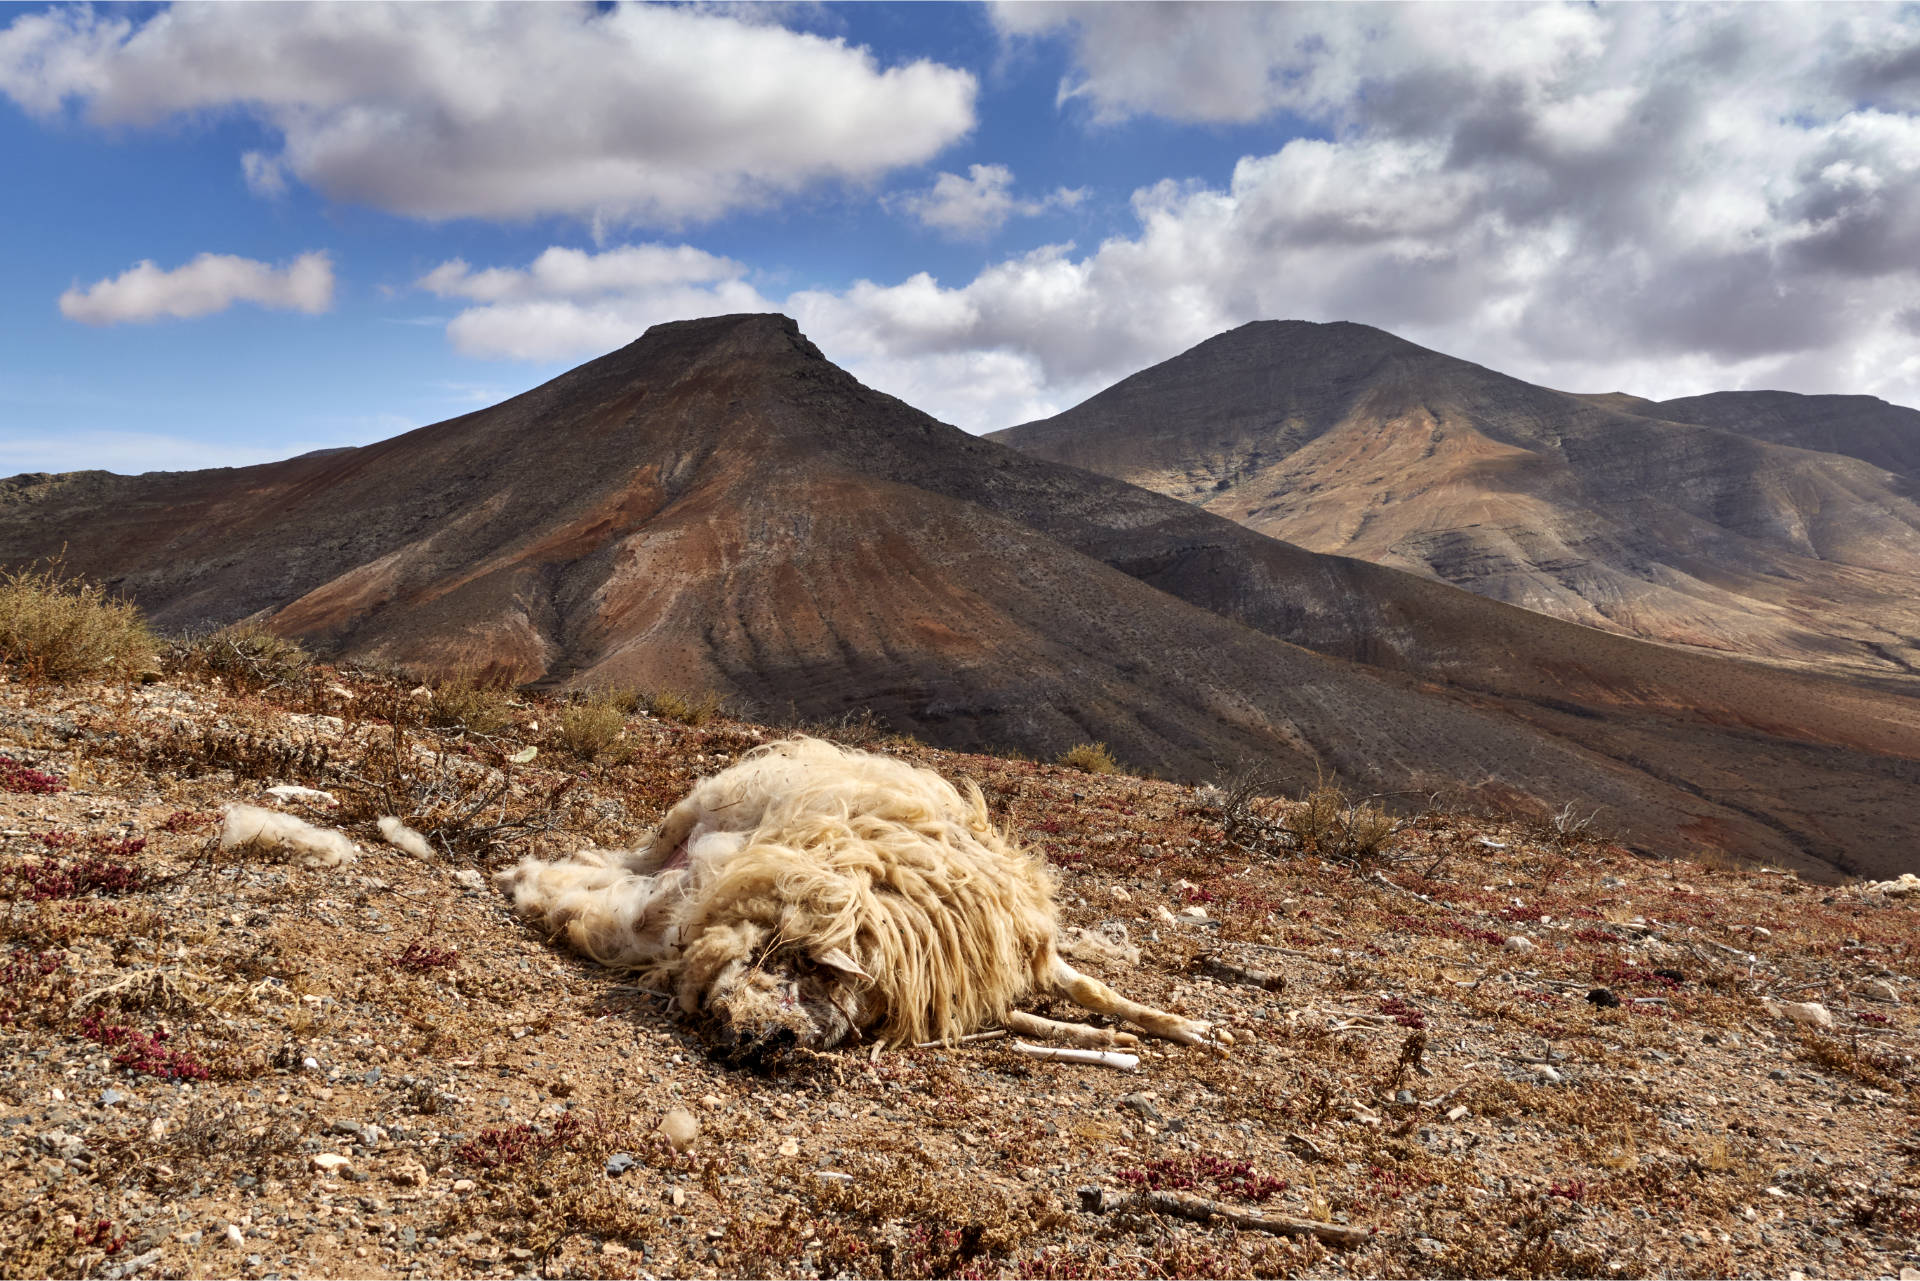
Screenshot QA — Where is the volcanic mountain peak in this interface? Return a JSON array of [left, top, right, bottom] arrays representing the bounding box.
[[7, 313, 1920, 880], [994, 318, 1920, 682]]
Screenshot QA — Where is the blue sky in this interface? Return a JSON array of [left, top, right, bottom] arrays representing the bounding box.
[[3, 2, 1919, 475]]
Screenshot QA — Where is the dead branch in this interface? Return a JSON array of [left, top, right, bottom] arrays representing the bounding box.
[[1125, 1188, 1372, 1246], [1196, 953, 1287, 992]]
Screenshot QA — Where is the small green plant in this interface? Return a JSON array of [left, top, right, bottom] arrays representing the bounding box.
[[647, 688, 722, 726], [558, 692, 628, 762], [1058, 742, 1120, 774], [0, 560, 157, 682], [428, 671, 518, 736]]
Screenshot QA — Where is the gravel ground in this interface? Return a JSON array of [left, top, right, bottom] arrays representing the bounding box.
[[1, 667, 1916, 1280]]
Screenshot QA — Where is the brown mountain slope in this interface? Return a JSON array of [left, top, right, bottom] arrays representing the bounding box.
[[991, 321, 1920, 679], [1638, 389, 1920, 481], [4, 314, 1919, 879]]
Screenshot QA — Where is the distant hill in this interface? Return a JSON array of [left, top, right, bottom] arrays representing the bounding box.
[[993, 320, 1920, 681], [6, 313, 1920, 879]]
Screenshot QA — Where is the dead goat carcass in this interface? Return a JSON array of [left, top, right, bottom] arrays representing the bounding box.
[[497, 737, 1213, 1055]]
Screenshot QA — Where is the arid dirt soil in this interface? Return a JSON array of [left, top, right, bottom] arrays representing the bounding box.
[[1, 662, 1916, 1281]]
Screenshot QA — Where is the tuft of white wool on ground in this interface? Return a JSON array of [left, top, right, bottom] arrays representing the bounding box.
[[261, 784, 338, 808], [220, 804, 357, 869], [1863, 872, 1920, 896], [377, 816, 435, 859]]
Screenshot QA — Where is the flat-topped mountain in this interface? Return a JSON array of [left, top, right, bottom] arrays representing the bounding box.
[[6, 313, 1920, 878], [992, 321, 1920, 680]]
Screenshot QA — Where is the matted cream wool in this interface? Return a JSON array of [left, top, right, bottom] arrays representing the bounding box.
[[498, 737, 1211, 1049]]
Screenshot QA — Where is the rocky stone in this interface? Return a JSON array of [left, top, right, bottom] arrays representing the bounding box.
[[605, 1153, 635, 1177], [1504, 936, 1536, 953], [311, 1154, 351, 1174], [1853, 979, 1899, 1004], [1779, 1001, 1834, 1030], [387, 1161, 428, 1187]]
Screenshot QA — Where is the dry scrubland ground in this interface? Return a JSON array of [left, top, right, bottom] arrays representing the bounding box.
[[0, 660, 1916, 1281]]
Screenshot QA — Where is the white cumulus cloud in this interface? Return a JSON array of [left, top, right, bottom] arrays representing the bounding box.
[[419, 244, 776, 363], [402, 4, 1920, 434], [0, 2, 977, 227], [895, 164, 1085, 238], [60, 251, 334, 325]]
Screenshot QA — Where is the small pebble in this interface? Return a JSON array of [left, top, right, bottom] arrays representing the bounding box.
[[605, 1153, 635, 1177]]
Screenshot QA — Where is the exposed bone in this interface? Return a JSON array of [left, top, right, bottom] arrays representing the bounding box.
[[1002, 1010, 1139, 1048], [1007, 1040, 1138, 1071]]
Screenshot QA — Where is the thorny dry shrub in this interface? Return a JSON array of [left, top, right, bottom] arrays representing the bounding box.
[[115, 722, 334, 786], [0, 947, 72, 1028], [93, 1101, 308, 1194], [766, 1144, 1073, 1281], [647, 688, 724, 726], [1454, 1078, 1648, 1134], [1288, 783, 1414, 867], [1410, 1187, 1640, 1279], [334, 720, 580, 862], [428, 671, 520, 737], [436, 1117, 725, 1265], [167, 622, 311, 695], [1797, 1031, 1913, 1095], [0, 561, 157, 682]]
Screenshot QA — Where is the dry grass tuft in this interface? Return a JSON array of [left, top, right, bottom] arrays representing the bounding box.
[[1058, 742, 1121, 774], [427, 670, 519, 736], [647, 688, 724, 726], [558, 692, 630, 762], [0, 561, 157, 682]]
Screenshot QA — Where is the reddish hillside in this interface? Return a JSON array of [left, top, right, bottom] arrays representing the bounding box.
[[5, 314, 1920, 878]]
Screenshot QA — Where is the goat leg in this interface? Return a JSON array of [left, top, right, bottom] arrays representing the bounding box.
[[1044, 956, 1231, 1047], [1003, 1009, 1140, 1049]]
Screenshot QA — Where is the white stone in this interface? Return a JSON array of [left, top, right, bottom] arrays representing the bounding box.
[[311, 1153, 351, 1174], [1780, 1001, 1833, 1030], [1503, 935, 1536, 953], [225, 1223, 245, 1248]]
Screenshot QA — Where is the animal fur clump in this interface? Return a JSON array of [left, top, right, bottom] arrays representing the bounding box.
[[378, 816, 435, 859], [219, 804, 357, 868], [498, 737, 1212, 1054]]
